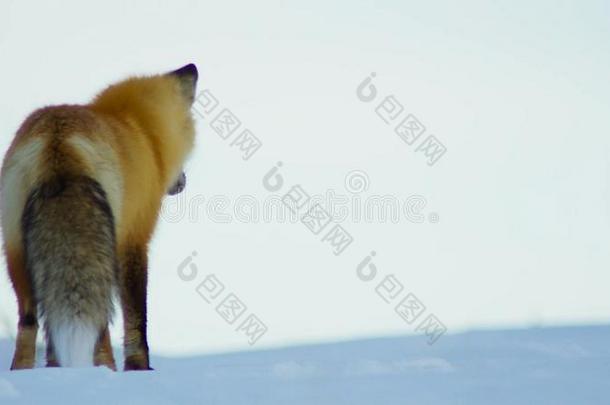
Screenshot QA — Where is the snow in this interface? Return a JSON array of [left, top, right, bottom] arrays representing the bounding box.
[[1, 325, 609, 404], [2, 2, 610, 354]]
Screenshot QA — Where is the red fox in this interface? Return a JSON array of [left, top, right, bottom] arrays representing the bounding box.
[[0, 64, 198, 370]]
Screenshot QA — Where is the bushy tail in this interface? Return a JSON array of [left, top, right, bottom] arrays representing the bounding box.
[[22, 175, 116, 367]]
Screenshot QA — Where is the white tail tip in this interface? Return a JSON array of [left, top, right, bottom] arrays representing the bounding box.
[[50, 321, 98, 367]]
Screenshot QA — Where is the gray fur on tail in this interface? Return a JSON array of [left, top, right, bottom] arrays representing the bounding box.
[[22, 175, 117, 367]]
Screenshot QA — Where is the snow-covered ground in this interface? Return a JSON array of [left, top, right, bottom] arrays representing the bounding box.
[[1, 2, 609, 404], [0, 325, 608, 404]]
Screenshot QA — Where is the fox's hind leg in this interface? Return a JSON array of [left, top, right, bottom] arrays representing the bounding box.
[[94, 326, 116, 370], [45, 333, 59, 367], [6, 246, 38, 370], [119, 245, 152, 371]]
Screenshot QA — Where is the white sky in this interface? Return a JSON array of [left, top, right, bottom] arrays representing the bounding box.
[[0, 0, 609, 355]]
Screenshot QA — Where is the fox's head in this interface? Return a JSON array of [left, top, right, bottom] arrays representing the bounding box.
[[91, 63, 199, 196], [165, 64, 198, 195]]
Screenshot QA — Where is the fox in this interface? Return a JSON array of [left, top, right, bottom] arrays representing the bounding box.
[[0, 64, 198, 370]]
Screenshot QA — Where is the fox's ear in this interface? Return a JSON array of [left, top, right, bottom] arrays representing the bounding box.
[[168, 63, 198, 104]]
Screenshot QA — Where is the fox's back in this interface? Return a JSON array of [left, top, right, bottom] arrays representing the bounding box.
[[1, 106, 122, 241], [0, 103, 168, 246]]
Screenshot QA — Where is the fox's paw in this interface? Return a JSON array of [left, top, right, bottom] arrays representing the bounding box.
[[124, 355, 153, 371], [10, 356, 35, 370], [45, 359, 60, 368]]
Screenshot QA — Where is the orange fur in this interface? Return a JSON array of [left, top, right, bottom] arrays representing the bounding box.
[[90, 73, 196, 246]]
